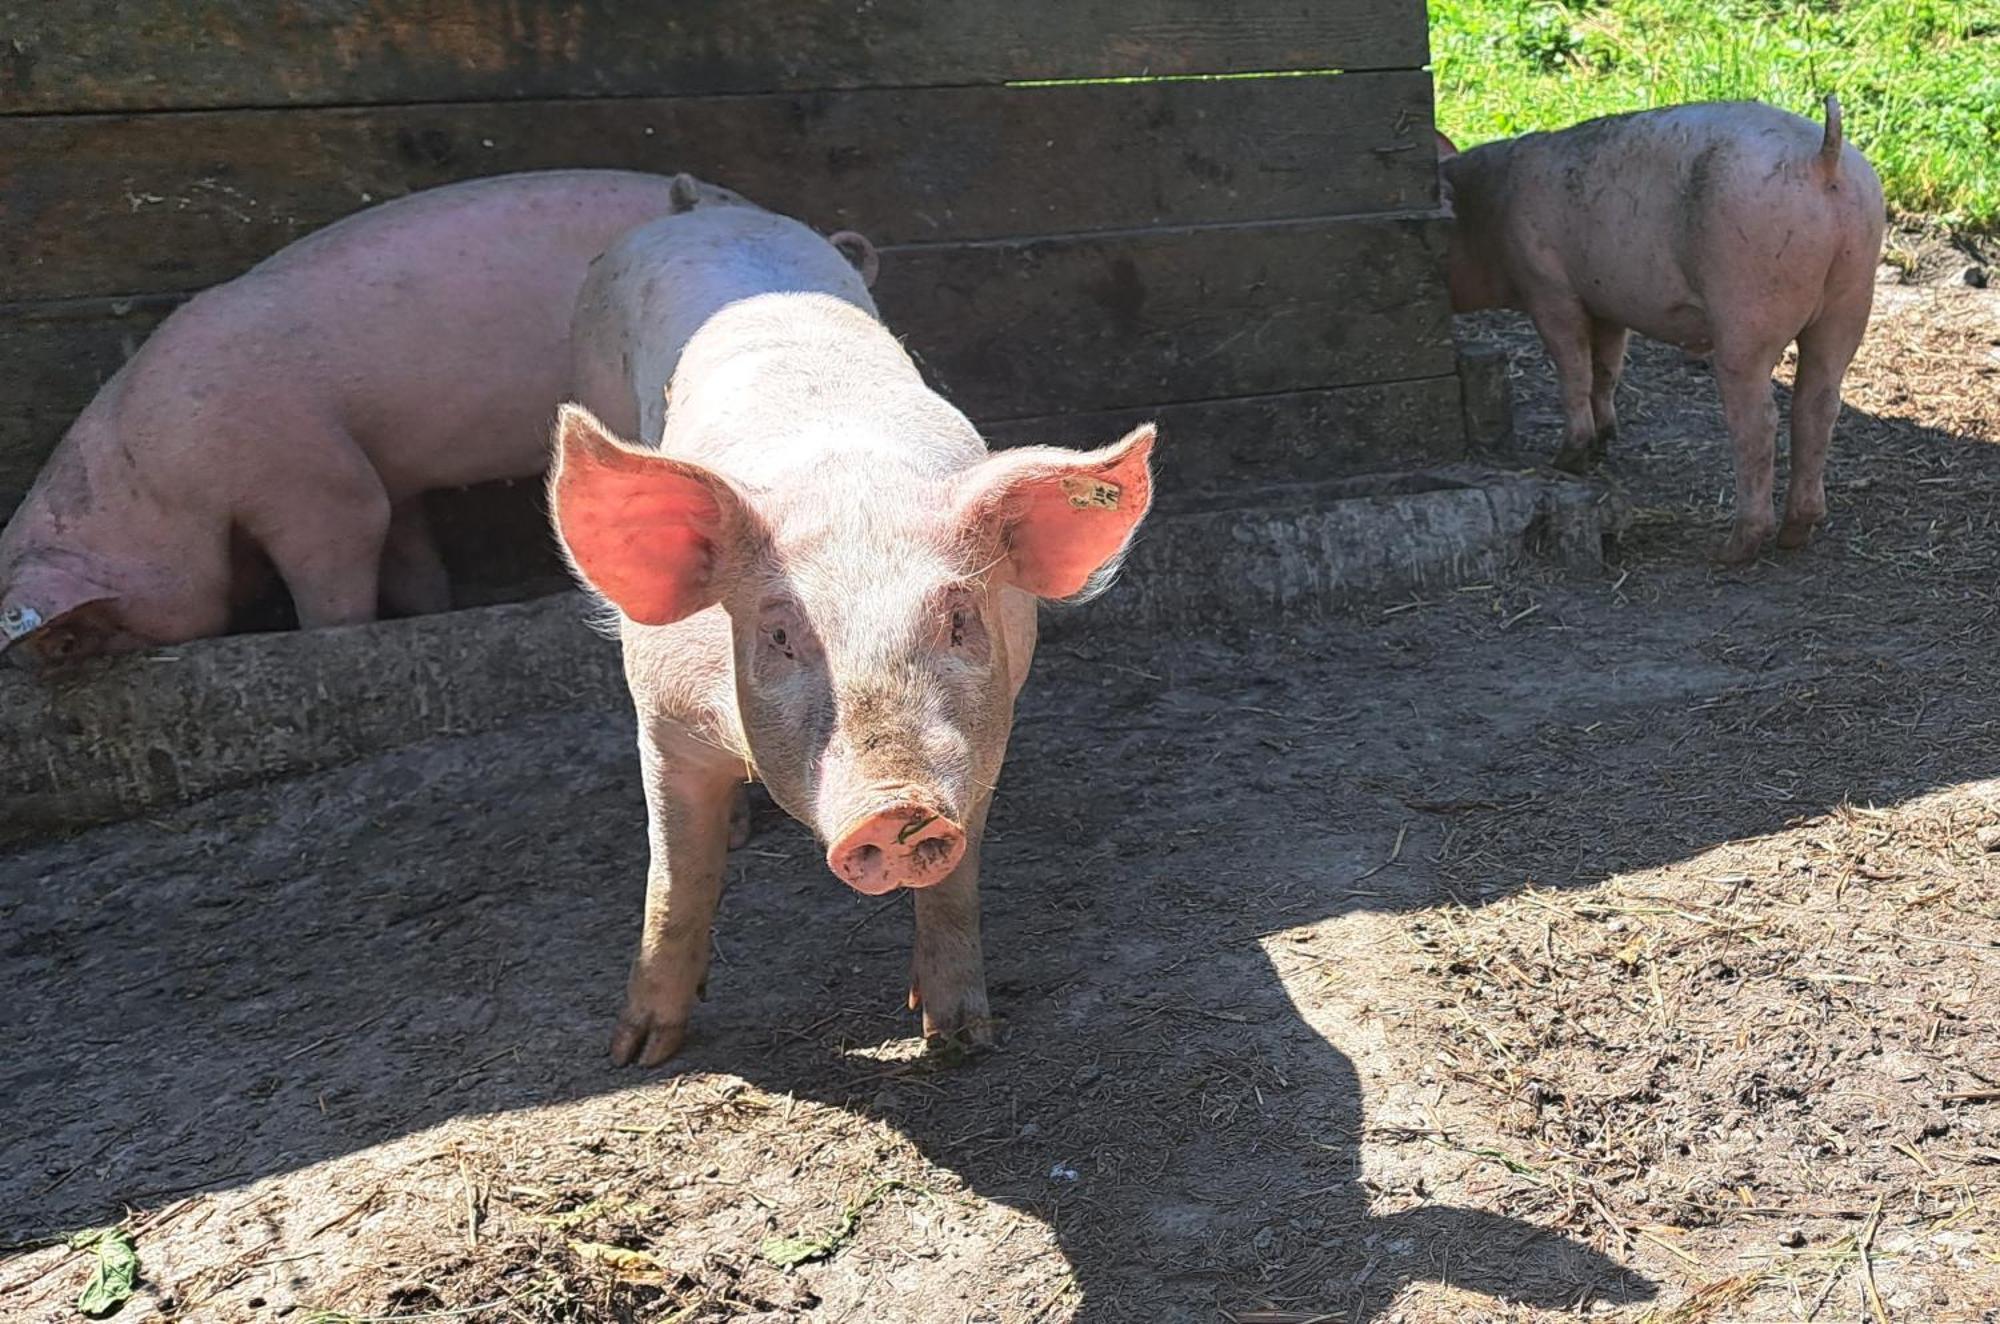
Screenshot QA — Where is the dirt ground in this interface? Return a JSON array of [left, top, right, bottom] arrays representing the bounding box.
[[4, 275, 1999, 1324]]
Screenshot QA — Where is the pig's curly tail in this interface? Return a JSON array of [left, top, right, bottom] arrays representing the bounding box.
[[1818, 94, 1844, 177]]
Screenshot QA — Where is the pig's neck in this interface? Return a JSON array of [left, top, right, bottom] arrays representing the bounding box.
[[1443, 147, 1523, 312], [3, 401, 167, 578], [662, 292, 986, 488]]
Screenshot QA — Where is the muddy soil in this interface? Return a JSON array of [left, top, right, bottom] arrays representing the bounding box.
[[4, 282, 1998, 1323]]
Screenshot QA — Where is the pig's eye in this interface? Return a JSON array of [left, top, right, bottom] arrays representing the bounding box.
[[757, 600, 811, 669], [936, 590, 989, 662]]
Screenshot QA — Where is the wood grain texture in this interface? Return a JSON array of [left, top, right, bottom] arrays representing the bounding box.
[[0, 216, 1452, 517], [0, 73, 1436, 302], [0, 0, 1426, 114], [876, 215, 1452, 419], [985, 374, 1466, 500]]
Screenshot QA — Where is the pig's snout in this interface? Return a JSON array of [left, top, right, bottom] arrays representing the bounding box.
[[828, 803, 966, 895]]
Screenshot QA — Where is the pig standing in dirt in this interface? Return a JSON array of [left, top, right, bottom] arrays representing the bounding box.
[[0, 170, 749, 669], [1438, 96, 1885, 562], [555, 186, 1154, 1065]]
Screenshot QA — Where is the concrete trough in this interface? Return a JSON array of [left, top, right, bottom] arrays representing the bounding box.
[[0, 468, 1614, 843]]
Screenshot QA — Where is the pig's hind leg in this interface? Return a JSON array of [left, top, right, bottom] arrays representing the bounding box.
[[1525, 298, 1602, 473], [1588, 318, 1631, 461], [1777, 314, 1866, 551], [379, 498, 452, 617], [1711, 343, 1785, 564], [612, 726, 740, 1067]]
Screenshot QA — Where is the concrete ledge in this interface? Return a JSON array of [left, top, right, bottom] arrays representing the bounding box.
[[1080, 468, 1613, 630], [0, 594, 625, 846], [1, 469, 1614, 843]]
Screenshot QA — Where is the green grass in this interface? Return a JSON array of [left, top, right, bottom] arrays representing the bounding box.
[[1431, 0, 2000, 232]]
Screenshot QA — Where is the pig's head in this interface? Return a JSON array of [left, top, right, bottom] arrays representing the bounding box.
[[1434, 135, 1516, 314], [550, 404, 1154, 894], [0, 409, 238, 672], [0, 547, 203, 671]]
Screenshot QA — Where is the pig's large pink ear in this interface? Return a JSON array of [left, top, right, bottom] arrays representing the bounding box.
[[548, 404, 747, 626], [0, 565, 122, 668], [1434, 129, 1461, 158], [954, 424, 1156, 600]]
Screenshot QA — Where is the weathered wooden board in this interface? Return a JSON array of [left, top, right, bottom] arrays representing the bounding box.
[[0, 0, 1427, 115], [0, 217, 1452, 516], [1, 73, 1436, 302], [876, 216, 1452, 419], [983, 375, 1466, 499]]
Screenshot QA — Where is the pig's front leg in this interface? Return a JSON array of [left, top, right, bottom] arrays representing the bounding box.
[[611, 723, 739, 1067], [909, 804, 994, 1049], [247, 432, 393, 629], [1525, 299, 1602, 474]]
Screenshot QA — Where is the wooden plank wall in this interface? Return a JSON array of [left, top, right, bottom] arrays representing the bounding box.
[[0, 0, 1453, 531]]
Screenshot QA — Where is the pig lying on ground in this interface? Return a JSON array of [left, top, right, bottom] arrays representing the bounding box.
[[0, 170, 771, 669], [556, 187, 1154, 1065], [1438, 96, 1884, 562]]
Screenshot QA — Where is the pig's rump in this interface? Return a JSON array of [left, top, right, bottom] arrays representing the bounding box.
[[1500, 103, 1881, 352]]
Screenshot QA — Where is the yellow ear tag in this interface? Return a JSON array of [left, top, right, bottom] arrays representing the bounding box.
[[1061, 477, 1122, 510]]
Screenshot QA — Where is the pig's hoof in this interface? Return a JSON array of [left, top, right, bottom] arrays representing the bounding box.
[[1710, 532, 1767, 567], [1775, 519, 1816, 551], [1551, 444, 1595, 475], [923, 1015, 999, 1058], [914, 982, 997, 1054], [610, 1006, 689, 1068], [727, 785, 753, 851]]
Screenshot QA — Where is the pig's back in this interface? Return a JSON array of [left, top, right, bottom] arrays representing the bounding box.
[[574, 205, 958, 477], [572, 205, 882, 447], [127, 171, 689, 497], [665, 291, 983, 486]]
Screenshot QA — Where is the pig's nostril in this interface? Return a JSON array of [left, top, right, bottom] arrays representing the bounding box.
[[910, 835, 955, 870], [851, 844, 883, 871]]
